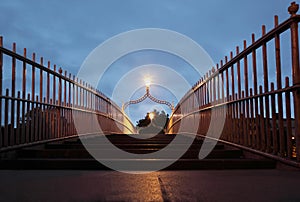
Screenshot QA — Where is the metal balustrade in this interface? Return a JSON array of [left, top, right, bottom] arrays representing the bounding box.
[[167, 2, 300, 166], [0, 36, 135, 151]]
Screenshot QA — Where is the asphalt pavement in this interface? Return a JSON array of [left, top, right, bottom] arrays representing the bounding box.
[[1, 169, 300, 202]]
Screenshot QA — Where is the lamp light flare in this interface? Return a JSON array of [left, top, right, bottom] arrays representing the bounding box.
[[149, 112, 155, 120], [144, 77, 151, 87]]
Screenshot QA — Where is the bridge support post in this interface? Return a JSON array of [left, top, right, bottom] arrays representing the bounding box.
[[289, 2, 300, 161]]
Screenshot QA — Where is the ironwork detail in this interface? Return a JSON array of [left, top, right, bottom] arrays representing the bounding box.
[[122, 86, 174, 111]]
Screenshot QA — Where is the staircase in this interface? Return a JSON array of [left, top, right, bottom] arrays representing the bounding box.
[[0, 134, 276, 170]]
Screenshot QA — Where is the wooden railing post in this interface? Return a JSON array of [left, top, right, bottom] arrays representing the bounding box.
[[289, 2, 300, 161]]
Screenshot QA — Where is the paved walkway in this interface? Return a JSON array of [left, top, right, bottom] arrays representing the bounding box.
[[1, 169, 300, 201]]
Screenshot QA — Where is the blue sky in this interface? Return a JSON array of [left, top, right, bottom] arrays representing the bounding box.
[[0, 0, 292, 123]]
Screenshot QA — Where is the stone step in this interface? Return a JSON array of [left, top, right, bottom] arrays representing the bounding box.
[[17, 148, 242, 159], [44, 142, 225, 150], [0, 134, 277, 170], [0, 158, 276, 170]]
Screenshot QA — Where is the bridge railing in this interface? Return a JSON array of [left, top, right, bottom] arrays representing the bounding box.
[[168, 2, 300, 165], [0, 37, 135, 151]]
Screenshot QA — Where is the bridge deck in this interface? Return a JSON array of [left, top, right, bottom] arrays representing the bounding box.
[[0, 169, 300, 201]]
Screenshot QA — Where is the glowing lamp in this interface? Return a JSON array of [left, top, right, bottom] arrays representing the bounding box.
[[149, 112, 155, 120], [144, 77, 151, 87]]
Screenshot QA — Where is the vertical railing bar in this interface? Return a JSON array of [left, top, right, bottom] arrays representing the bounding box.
[[230, 52, 234, 101], [34, 95, 39, 141], [262, 25, 271, 153], [242, 91, 246, 146], [68, 73, 72, 136], [39, 57, 43, 103], [244, 40, 250, 146], [10, 43, 16, 146], [16, 91, 21, 145], [26, 93, 30, 143], [216, 63, 220, 103], [42, 103, 45, 139], [209, 72, 212, 104], [53, 65, 56, 104], [47, 61, 50, 104], [0, 37, 3, 147], [58, 68, 62, 138], [236, 47, 241, 99], [64, 70, 67, 107], [252, 33, 260, 149], [271, 83, 278, 155], [76, 78, 79, 108], [259, 85, 266, 151], [21, 48, 26, 144], [49, 99, 53, 139], [275, 15, 286, 157], [234, 94, 238, 143], [0, 36, 2, 96], [289, 3, 300, 161], [31, 53, 36, 100], [285, 77, 293, 159], [213, 68, 216, 103], [249, 88, 255, 148], [4, 89, 9, 147], [226, 65, 229, 102], [39, 57, 43, 140]]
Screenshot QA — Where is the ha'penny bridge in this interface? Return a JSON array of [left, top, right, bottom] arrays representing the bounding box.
[[0, 2, 300, 175]]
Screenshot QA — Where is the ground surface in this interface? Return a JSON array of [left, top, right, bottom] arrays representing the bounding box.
[[1, 169, 300, 202]]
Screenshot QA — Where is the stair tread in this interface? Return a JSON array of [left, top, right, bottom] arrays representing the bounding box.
[[0, 134, 277, 170]]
